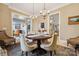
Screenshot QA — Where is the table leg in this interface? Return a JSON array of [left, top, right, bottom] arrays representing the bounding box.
[[32, 40, 47, 56]]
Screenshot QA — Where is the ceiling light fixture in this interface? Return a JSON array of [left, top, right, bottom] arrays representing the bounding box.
[[40, 0, 50, 19], [30, 0, 37, 19]]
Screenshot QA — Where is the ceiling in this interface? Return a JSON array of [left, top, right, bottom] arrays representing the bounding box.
[[6, 3, 69, 16]]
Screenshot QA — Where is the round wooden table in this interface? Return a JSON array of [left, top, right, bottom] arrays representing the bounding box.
[[26, 34, 52, 56]]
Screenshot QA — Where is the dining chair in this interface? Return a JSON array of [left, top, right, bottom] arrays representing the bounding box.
[[0, 30, 16, 45], [19, 33, 37, 56], [0, 40, 7, 56], [41, 31, 58, 56], [67, 37, 79, 56]]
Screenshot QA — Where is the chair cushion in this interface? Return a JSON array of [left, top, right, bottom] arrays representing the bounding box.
[[3, 39, 14, 45], [0, 33, 7, 40], [68, 38, 79, 47]]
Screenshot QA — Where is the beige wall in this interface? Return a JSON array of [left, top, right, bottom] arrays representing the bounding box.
[[32, 18, 38, 33], [55, 4, 79, 46], [60, 4, 79, 40], [0, 3, 12, 36]]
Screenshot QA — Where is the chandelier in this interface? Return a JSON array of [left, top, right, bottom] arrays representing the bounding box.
[[40, 2, 50, 19]]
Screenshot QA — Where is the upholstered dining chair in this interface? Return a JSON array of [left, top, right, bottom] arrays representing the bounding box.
[[41, 31, 58, 56], [0, 40, 7, 56], [19, 33, 37, 56], [0, 30, 15, 45], [67, 36, 79, 56]]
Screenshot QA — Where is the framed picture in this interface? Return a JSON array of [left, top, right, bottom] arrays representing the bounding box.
[[41, 23, 45, 28], [68, 16, 79, 25]]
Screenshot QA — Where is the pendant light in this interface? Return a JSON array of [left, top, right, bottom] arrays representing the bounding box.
[[30, 0, 37, 19]]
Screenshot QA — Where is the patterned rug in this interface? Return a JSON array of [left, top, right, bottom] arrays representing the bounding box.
[[7, 44, 76, 56], [56, 46, 76, 56]]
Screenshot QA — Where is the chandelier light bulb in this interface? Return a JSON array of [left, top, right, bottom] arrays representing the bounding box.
[[47, 10, 50, 14], [29, 15, 37, 19], [40, 11, 43, 14], [40, 10, 50, 16]]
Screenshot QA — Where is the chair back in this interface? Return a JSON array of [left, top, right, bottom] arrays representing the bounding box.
[[0, 30, 8, 40], [47, 31, 58, 50], [52, 32, 58, 50], [47, 34, 54, 44], [19, 34, 29, 52]]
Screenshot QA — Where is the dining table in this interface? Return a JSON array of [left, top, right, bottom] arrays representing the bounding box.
[[26, 34, 52, 55]]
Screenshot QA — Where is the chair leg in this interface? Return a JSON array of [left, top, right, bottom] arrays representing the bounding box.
[[53, 50, 56, 55], [14, 40, 16, 44], [21, 51, 24, 56], [75, 49, 79, 56], [26, 52, 28, 56], [49, 51, 52, 56]]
